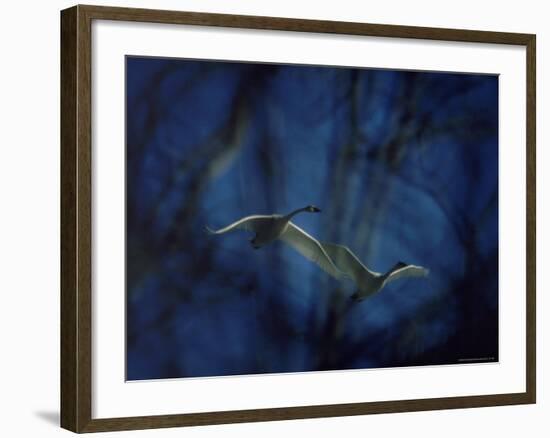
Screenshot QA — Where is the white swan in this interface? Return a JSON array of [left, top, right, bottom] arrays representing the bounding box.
[[321, 243, 429, 300], [206, 206, 345, 279]]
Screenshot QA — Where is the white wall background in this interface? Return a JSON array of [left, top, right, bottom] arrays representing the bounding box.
[[0, 0, 545, 436]]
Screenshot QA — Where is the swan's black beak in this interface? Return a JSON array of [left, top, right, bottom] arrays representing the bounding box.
[[311, 206, 321, 212]]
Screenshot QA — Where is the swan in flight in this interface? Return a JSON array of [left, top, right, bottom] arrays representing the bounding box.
[[321, 243, 429, 301], [206, 206, 345, 279]]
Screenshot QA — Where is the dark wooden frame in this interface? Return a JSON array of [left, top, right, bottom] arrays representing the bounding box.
[[61, 4, 536, 433]]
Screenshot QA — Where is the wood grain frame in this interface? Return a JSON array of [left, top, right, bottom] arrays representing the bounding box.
[[60, 4, 536, 433]]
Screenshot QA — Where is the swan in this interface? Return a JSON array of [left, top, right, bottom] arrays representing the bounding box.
[[320, 243, 429, 301], [206, 206, 345, 279]]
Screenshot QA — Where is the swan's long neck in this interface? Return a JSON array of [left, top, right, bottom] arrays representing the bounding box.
[[381, 261, 407, 281], [283, 207, 310, 221]]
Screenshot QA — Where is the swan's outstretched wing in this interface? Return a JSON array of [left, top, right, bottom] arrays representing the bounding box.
[[383, 264, 429, 287], [280, 223, 345, 279], [320, 243, 379, 284], [206, 215, 271, 234]]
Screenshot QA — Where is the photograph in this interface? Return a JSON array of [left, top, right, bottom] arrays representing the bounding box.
[[125, 56, 499, 381]]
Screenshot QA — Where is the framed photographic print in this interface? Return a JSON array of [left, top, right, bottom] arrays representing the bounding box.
[[60, 4, 536, 433]]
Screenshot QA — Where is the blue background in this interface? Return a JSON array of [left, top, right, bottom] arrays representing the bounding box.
[[126, 57, 498, 380]]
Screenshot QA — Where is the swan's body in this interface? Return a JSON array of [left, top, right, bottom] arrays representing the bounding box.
[[321, 243, 429, 300], [207, 206, 345, 279]]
